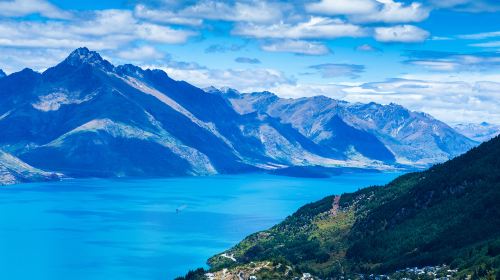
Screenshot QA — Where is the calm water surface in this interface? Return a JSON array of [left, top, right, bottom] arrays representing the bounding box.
[[0, 173, 401, 280]]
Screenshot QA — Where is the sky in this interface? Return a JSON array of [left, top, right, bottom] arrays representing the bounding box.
[[0, 0, 500, 124]]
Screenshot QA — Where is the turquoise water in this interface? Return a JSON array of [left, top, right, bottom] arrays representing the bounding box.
[[0, 173, 401, 280]]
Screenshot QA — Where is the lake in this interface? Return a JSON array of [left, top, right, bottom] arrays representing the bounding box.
[[0, 173, 401, 280]]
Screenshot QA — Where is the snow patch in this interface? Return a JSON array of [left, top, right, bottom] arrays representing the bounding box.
[[32, 91, 96, 111], [0, 110, 11, 121]]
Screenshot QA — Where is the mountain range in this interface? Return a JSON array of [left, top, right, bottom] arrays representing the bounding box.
[[0, 48, 478, 185], [453, 122, 500, 142], [211, 88, 477, 166], [189, 135, 500, 280]]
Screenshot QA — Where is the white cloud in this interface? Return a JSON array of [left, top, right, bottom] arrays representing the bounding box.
[[134, 4, 203, 26], [0, 47, 69, 73], [233, 17, 366, 39], [470, 41, 500, 48], [0, 0, 71, 19], [306, 0, 430, 23], [116, 46, 165, 61], [352, 0, 430, 23], [356, 44, 381, 51], [409, 60, 457, 71], [268, 76, 500, 124], [270, 83, 348, 99], [261, 40, 331, 55], [176, 0, 287, 23], [374, 25, 430, 42], [135, 23, 196, 44], [145, 63, 294, 93], [0, 10, 197, 50], [306, 0, 379, 15], [404, 52, 500, 71], [344, 78, 500, 124], [460, 31, 500, 40]]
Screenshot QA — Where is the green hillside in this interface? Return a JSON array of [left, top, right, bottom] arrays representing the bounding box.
[[201, 136, 500, 279]]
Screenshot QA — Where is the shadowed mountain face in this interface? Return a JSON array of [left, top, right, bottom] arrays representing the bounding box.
[[205, 135, 500, 279], [0, 69, 5, 78], [0, 48, 477, 182], [216, 88, 477, 166]]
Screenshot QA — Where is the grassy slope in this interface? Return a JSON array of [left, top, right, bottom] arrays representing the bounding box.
[[208, 136, 500, 279]]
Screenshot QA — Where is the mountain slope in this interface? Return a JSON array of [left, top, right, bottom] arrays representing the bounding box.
[[0, 48, 478, 180], [217, 89, 477, 166], [206, 135, 500, 279], [0, 150, 60, 185], [0, 48, 279, 177], [0, 69, 5, 78]]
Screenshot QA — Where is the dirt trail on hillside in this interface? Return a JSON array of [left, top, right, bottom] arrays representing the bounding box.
[[331, 195, 340, 216]]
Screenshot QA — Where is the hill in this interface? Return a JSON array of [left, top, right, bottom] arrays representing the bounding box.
[[198, 136, 500, 279]]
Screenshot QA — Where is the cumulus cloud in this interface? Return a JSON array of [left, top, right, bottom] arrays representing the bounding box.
[[233, 17, 366, 40], [144, 61, 295, 93], [261, 40, 331, 55], [351, 0, 430, 23], [116, 45, 165, 61], [0, 10, 197, 50], [307, 0, 430, 23], [306, 0, 379, 15], [147, 0, 289, 24], [374, 25, 430, 42], [309, 63, 365, 78], [0, 47, 69, 73], [134, 4, 203, 26], [0, 0, 71, 19]]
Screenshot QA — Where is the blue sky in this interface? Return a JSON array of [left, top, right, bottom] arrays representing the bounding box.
[[1, 0, 500, 124]]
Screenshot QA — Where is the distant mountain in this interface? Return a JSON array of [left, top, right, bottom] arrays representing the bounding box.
[[214, 88, 477, 166], [0, 150, 60, 185], [0, 69, 5, 78], [453, 122, 500, 142], [202, 135, 500, 279], [0, 48, 477, 181]]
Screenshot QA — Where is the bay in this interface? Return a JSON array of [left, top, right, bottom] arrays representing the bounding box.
[[0, 173, 401, 280]]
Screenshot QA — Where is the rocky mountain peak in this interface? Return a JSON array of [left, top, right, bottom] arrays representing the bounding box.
[[63, 47, 113, 70]]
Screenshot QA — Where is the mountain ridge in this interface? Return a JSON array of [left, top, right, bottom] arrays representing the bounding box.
[[215, 88, 477, 166], [0, 48, 478, 185], [453, 122, 500, 142]]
